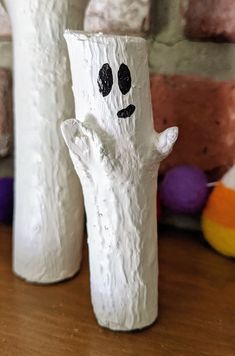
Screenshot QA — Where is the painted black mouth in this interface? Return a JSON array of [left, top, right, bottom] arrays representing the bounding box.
[[117, 104, 136, 118]]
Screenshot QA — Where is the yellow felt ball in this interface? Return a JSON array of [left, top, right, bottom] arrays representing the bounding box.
[[202, 166, 235, 257]]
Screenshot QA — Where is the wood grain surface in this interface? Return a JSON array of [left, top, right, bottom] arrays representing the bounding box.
[[1, 224, 235, 356]]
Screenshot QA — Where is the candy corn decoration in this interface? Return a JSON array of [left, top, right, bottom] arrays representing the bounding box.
[[202, 166, 235, 257]]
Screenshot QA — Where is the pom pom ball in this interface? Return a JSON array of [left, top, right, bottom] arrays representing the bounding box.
[[0, 177, 14, 224], [202, 166, 235, 257], [160, 165, 208, 214]]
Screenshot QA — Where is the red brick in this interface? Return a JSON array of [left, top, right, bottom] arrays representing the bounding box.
[[0, 69, 13, 157], [0, 4, 11, 39], [151, 74, 235, 180], [183, 0, 235, 42]]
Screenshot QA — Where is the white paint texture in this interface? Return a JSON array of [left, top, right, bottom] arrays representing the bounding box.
[[4, 0, 85, 283], [62, 31, 178, 330], [84, 0, 150, 35]]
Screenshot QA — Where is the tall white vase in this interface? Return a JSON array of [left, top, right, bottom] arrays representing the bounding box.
[[62, 31, 178, 330], [4, 1, 85, 283]]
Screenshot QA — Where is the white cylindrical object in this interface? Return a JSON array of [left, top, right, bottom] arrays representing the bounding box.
[[62, 31, 178, 330], [4, 1, 85, 283]]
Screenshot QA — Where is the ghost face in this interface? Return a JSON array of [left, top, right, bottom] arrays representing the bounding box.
[[97, 63, 136, 118], [65, 32, 153, 137]]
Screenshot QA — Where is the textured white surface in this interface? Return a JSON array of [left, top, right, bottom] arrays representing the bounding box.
[[62, 32, 178, 330], [84, 0, 150, 35], [4, 0, 85, 283]]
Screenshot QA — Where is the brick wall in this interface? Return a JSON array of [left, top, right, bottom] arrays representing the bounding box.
[[0, 3, 13, 177], [0, 3, 12, 69], [150, 0, 235, 180]]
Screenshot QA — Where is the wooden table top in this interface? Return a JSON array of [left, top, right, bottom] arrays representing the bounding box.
[[1, 224, 235, 356]]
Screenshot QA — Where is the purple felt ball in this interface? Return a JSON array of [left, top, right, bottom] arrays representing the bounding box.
[[159, 165, 208, 214], [0, 177, 14, 224]]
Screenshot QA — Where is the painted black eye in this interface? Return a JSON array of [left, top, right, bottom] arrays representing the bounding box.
[[97, 63, 113, 97], [118, 63, 131, 95]]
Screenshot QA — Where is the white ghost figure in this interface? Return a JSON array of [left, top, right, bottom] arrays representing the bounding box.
[[61, 31, 178, 331]]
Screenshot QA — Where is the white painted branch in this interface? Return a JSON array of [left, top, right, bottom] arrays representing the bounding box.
[[4, 1, 85, 283], [62, 31, 178, 330], [84, 0, 150, 35]]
